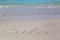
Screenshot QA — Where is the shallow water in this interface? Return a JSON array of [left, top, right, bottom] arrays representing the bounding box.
[[0, 7, 60, 21]]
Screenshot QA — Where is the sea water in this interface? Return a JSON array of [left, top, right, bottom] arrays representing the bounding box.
[[0, 0, 60, 5], [0, 0, 60, 21]]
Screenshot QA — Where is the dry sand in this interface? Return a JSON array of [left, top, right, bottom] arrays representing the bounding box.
[[0, 18, 60, 40]]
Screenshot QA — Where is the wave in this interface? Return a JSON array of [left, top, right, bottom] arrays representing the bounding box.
[[0, 5, 60, 8]]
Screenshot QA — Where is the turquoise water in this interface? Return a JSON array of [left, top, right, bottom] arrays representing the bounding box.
[[0, 0, 60, 5]]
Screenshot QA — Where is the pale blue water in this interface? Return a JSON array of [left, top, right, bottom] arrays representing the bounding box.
[[0, 7, 60, 21]]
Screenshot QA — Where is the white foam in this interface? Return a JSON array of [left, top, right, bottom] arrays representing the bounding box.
[[0, 6, 9, 8], [0, 5, 60, 8], [36, 6, 60, 8]]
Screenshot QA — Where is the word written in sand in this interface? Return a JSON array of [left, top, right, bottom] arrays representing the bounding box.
[[0, 28, 48, 35]]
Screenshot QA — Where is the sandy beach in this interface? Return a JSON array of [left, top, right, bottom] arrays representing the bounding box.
[[0, 5, 60, 40], [0, 18, 59, 40], [0, 0, 60, 40]]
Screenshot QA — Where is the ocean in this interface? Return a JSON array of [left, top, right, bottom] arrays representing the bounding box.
[[0, 0, 60, 21], [0, 0, 60, 5]]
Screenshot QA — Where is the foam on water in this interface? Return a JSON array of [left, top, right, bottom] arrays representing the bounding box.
[[0, 5, 60, 8]]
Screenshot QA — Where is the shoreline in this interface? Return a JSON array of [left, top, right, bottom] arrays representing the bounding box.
[[0, 15, 60, 21]]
